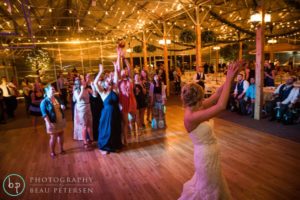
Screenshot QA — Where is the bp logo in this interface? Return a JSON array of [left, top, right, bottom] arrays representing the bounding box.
[[2, 174, 26, 197]]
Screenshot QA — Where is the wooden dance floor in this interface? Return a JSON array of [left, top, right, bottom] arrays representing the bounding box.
[[1, 99, 300, 200]]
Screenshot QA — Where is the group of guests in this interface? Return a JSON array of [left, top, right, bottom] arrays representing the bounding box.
[[226, 60, 300, 124], [40, 47, 167, 158]]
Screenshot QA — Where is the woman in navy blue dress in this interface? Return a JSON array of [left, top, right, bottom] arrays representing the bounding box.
[[93, 53, 122, 154]]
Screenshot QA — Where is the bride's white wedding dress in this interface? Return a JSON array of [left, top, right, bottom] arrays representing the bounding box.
[[179, 120, 231, 200]]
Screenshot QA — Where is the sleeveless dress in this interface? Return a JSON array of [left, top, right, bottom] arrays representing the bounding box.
[[29, 92, 43, 116], [179, 120, 231, 200], [73, 89, 93, 140], [98, 91, 122, 152]]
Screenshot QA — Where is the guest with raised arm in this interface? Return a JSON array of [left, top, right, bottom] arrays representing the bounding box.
[[86, 73, 103, 142], [179, 61, 240, 200], [93, 52, 122, 154], [73, 78, 96, 148], [118, 50, 137, 144]]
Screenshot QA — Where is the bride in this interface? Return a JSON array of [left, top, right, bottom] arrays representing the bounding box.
[[179, 62, 240, 200]]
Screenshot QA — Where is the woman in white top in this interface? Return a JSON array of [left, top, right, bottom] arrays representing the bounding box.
[[179, 62, 240, 200], [73, 78, 96, 148]]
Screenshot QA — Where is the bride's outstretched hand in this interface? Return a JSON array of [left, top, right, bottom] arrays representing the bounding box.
[[226, 61, 240, 80]]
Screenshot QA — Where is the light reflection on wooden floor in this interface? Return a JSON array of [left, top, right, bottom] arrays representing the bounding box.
[[0, 100, 300, 200]]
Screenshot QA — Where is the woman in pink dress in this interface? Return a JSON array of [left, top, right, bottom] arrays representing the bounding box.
[[179, 62, 240, 200], [118, 52, 137, 145]]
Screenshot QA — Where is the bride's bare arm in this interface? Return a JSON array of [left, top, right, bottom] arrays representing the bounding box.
[[184, 62, 240, 131], [202, 85, 224, 109]]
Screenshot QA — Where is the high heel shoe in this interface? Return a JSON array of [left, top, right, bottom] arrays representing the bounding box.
[[50, 152, 56, 159], [84, 143, 89, 150]]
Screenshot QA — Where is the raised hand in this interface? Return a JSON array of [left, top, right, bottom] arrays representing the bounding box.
[[99, 64, 103, 73], [112, 61, 117, 71], [226, 61, 240, 80]]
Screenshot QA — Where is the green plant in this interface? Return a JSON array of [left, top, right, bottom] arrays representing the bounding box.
[[179, 29, 196, 43], [133, 45, 142, 53], [202, 31, 216, 44], [147, 44, 157, 52]]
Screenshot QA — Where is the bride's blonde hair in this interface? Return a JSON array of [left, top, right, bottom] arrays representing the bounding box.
[[181, 83, 204, 107]]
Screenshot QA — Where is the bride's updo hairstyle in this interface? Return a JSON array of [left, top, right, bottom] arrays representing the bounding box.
[[181, 83, 204, 107]]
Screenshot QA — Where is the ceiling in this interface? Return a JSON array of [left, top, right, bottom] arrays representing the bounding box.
[[0, 0, 300, 59]]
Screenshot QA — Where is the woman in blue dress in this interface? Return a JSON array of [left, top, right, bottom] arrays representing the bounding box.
[[93, 51, 122, 154]]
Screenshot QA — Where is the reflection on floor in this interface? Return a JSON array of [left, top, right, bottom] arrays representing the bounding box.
[[0, 98, 300, 200]]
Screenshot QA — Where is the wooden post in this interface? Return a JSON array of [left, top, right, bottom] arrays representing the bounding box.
[[254, 6, 265, 120], [270, 49, 274, 63], [142, 31, 148, 71], [239, 41, 243, 61], [80, 44, 84, 74], [130, 51, 134, 69], [99, 40, 103, 65], [215, 50, 219, 73], [52, 45, 58, 89], [11, 53, 18, 87], [139, 57, 142, 67], [209, 46, 212, 65], [195, 6, 202, 67], [58, 45, 63, 70], [163, 22, 170, 96]]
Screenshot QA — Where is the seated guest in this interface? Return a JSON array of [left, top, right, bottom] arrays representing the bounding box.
[[267, 76, 298, 121], [193, 66, 205, 89], [229, 74, 249, 113], [240, 77, 256, 116]]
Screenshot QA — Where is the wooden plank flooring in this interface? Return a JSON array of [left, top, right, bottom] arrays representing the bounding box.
[[0, 100, 300, 200]]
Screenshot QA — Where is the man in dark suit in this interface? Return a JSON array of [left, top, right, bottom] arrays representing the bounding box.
[[194, 66, 205, 89]]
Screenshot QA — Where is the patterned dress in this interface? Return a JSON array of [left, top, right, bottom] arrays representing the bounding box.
[[73, 89, 93, 140]]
